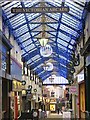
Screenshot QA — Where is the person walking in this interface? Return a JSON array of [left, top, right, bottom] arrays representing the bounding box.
[[57, 107, 60, 114]]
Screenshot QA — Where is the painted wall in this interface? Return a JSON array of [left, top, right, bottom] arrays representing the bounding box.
[[0, 16, 2, 31], [10, 34, 22, 80], [84, 13, 90, 43], [45, 86, 64, 98]]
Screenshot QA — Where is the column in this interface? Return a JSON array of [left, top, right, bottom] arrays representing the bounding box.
[[0, 8, 2, 119], [14, 92, 18, 120], [0, 77, 2, 119], [85, 54, 90, 119], [85, 64, 90, 112]]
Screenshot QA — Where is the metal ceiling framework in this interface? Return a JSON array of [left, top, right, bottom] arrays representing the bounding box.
[[0, 0, 87, 82]]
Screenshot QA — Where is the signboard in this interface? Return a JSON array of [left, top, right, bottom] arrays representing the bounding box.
[[40, 44, 53, 57], [50, 104, 56, 111], [11, 7, 69, 13], [86, 54, 90, 66], [69, 86, 77, 94], [77, 74, 84, 83], [12, 80, 22, 91], [43, 62, 53, 71]]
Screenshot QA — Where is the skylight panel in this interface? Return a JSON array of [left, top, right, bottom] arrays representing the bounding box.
[[31, 54, 40, 61], [29, 24, 41, 30], [11, 19, 26, 28], [63, 13, 80, 25], [35, 57, 41, 63], [68, 45, 73, 49], [65, 0, 84, 11], [49, 23, 58, 29], [27, 13, 40, 21], [22, 39, 32, 47], [58, 32, 71, 42], [69, 8, 82, 19], [10, 14, 25, 23], [11, 16, 25, 25], [3, 1, 19, 11], [45, 0, 62, 7], [31, 58, 41, 67], [14, 24, 28, 32], [60, 63, 67, 68], [62, 15, 79, 28], [27, 47, 37, 53], [27, 59, 32, 65], [61, 18, 78, 30], [57, 39, 68, 47], [25, 44, 35, 51], [73, 0, 85, 5], [47, 13, 60, 20], [58, 44, 67, 51], [24, 0, 40, 7], [31, 32, 41, 38], [59, 55, 67, 61], [0, 1, 9, 5], [15, 29, 28, 37], [20, 32, 30, 40], [35, 64, 42, 69], [60, 24, 78, 37], [38, 71, 45, 75], [22, 50, 26, 55]]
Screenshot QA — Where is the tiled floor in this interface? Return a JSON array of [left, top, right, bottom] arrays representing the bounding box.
[[47, 113, 63, 118]]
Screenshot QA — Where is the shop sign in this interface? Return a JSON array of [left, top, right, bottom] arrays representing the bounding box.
[[40, 44, 53, 57], [12, 80, 22, 91], [86, 54, 90, 66], [11, 7, 69, 13], [2, 61, 6, 71], [43, 62, 53, 71], [77, 74, 84, 83], [69, 86, 77, 94]]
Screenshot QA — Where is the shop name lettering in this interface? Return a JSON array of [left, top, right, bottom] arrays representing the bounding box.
[[11, 7, 69, 13]]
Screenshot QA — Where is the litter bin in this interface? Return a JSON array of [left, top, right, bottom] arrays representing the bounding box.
[[32, 109, 39, 120]]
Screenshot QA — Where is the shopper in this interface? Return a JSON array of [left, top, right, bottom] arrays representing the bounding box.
[[57, 107, 60, 114]]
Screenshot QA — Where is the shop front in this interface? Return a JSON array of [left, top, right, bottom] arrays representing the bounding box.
[[77, 70, 85, 118], [11, 80, 22, 119], [0, 30, 12, 119], [49, 99, 56, 113]]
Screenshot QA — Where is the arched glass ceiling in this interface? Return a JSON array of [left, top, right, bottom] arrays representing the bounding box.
[[0, 0, 87, 81]]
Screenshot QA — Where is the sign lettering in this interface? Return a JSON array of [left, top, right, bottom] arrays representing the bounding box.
[[11, 7, 69, 13]]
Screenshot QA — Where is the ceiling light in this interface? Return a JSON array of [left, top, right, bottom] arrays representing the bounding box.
[[39, 38, 48, 46]]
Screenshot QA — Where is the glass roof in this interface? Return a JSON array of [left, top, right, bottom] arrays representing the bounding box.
[[1, 0, 87, 81]]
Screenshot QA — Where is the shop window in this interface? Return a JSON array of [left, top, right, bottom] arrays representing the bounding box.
[[51, 92, 55, 97], [2, 54, 7, 71], [1, 44, 7, 71]]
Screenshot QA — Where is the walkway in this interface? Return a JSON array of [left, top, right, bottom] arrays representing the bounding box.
[[47, 113, 63, 118]]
